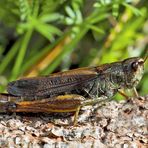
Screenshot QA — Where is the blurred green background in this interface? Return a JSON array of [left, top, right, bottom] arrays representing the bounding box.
[[0, 0, 147, 98]]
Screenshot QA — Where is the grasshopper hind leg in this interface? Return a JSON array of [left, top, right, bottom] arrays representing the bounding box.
[[73, 106, 81, 126], [0, 101, 17, 113]]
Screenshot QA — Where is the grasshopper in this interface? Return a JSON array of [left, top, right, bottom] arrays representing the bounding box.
[[0, 57, 147, 125]]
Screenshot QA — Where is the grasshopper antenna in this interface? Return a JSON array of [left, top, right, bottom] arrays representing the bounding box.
[[143, 49, 148, 63], [144, 56, 148, 63]]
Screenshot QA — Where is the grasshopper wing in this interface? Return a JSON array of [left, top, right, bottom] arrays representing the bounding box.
[[7, 67, 99, 98]]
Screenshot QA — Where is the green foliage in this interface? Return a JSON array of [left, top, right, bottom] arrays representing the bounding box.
[[0, 0, 147, 97]]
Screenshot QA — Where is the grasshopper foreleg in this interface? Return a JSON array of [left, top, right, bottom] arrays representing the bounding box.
[[133, 87, 139, 97]]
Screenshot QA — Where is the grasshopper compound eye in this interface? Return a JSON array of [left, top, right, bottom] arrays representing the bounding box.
[[131, 59, 144, 72], [131, 61, 139, 71]]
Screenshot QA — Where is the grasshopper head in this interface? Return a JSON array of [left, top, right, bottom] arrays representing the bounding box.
[[122, 57, 144, 88]]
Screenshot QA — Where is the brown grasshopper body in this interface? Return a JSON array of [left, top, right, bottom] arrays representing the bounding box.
[[7, 57, 144, 99], [0, 57, 145, 124]]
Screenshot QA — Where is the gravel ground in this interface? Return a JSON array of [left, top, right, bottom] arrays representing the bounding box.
[[0, 96, 148, 148]]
